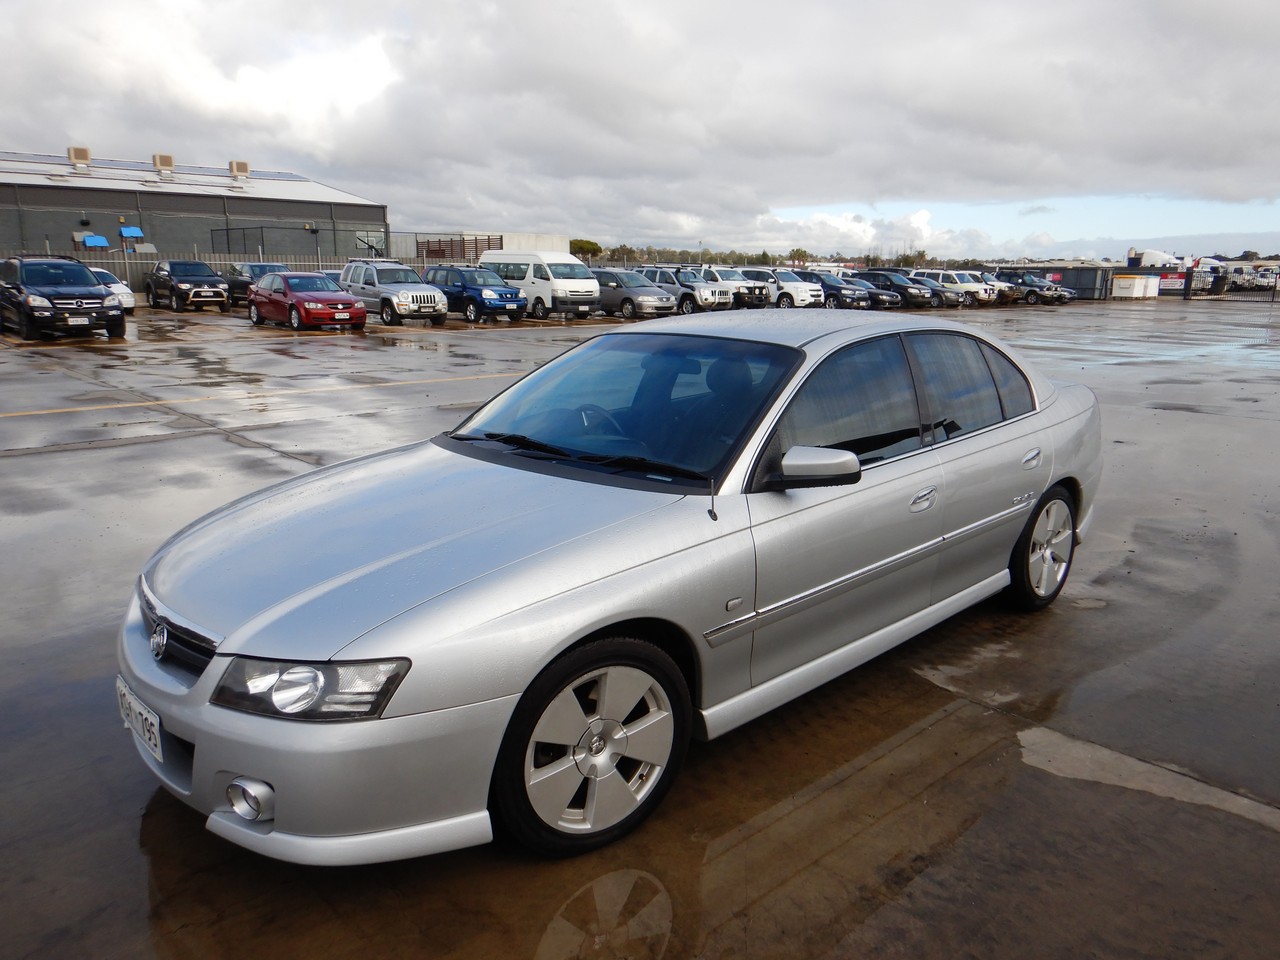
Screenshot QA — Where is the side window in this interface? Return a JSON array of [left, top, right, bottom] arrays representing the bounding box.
[[1, 260, 16, 284], [980, 342, 1035, 418], [758, 335, 923, 483], [533, 264, 550, 281], [906, 333, 1004, 441]]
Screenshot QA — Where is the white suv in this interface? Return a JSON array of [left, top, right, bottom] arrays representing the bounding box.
[[909, 269, 996, 305], [338, 259, 448, 326], [740, 267, 824, 308]]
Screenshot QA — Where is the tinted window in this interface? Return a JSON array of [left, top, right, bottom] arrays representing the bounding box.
[[764, 335, 923, 474], [981, 342, 1035, 418], [907, 333, 1004, 441], [533, 264, 550, 281]]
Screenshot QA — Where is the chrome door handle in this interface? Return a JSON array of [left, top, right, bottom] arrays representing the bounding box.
[[910, 486, 938, 512], [1021, 447, 1042, 469]]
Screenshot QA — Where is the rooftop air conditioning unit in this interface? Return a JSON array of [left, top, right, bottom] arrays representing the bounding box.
[[229, 160, 250, 179], [68, 146, 91, 169], [152, 153, 175, 178]]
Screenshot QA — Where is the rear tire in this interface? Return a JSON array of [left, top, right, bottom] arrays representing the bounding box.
[[1007, 485, 1077, 611]]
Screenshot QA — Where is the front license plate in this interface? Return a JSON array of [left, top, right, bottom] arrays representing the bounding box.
[[505, 303, 517, 310], [334, 312, 350, 319], [116, 676, 163, 762], [67, 317, 90, 326]]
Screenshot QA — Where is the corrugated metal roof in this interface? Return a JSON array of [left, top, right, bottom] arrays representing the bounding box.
[[0, 150, 381, 208]]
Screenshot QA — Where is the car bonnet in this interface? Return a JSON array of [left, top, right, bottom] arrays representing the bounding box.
[[143, 440, 685, 659]]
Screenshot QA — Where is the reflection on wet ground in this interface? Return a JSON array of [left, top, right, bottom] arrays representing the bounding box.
[[3, 299, 1279, 958]]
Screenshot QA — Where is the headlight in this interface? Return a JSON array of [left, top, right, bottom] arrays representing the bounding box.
[[480, 288, 497, 299], [177, 283, 193, 290], [104, 294, 121, 307], [25, 294, 52, 308], [637, 296, 658, 303], [397, 290, 412, 303], [218, 283, 229, 290], [302, 301, 325, 310], [211, 657, 410, 721]]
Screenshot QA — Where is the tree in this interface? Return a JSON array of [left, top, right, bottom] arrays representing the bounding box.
[[787, 248, 812, 266], [570, 239, 603, 262]]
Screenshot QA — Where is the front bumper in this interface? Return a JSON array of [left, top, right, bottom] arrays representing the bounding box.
[[29, 306, 123, 332], [551, 296, 600, 315], [116, 591, 518, 865], [301, 305, 368, 326]]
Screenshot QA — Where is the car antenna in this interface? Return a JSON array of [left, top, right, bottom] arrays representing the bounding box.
[[707, 476, 718, 521]]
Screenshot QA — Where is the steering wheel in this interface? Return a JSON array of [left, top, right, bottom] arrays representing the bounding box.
[[574, 403, 626, 437]]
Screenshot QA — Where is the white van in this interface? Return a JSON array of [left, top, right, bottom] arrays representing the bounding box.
[[477, 250, 601, 319]]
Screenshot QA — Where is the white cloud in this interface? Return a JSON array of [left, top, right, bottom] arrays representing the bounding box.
[[6, 0, 1280, 259]]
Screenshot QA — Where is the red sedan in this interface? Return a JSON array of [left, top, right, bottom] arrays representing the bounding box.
[[247, 272, 367, 330]]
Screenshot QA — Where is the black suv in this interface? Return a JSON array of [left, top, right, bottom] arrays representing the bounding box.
[[145, 260, 231, 312], [791, 269, 871, 309], [0, 255, 126, 339], [220, 262, 288, 306]]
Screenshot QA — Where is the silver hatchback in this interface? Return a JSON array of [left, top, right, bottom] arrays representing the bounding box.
[[117, 311, 1102, 865]]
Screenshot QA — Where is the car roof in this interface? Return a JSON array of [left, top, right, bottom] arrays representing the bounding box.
[[615, 308, 976, 350]]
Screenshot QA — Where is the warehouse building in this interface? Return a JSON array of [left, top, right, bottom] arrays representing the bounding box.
[[0, 147, 389, 276]]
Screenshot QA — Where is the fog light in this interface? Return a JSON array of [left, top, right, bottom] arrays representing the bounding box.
[[227, 777, 276, 822]]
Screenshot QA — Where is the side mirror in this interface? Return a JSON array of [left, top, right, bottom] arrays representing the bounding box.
[[761, 446, 862, 491]]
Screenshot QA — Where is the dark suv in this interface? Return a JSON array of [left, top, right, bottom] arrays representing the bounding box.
[[220, 262, 288, 306], [421, 264, 527, 322], [0, 255, 126, 339], [145, 260, 231, 312], [791, 269, 871, 309]]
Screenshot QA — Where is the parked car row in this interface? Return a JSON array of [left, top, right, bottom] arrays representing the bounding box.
[[6, 251, 1080, 343]]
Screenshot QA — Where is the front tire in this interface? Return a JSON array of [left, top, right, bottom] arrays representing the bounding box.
[[147, 286, 158, 309], [678, 296, 696, 315], [1025, 291, 1041, 305], [490, 638, 691, 857], [106, 317, 126, 338], [620, 299, 636, 319], [171, 291, 185, 312], [532, 299, 549, 320], [289, 307, 304, 331], [778, 294, 794, 309], [824, 294, 839, 309], [464, 300, 480, 323], [381, 302, 399, 325], [1007, 485, 1077, 611]]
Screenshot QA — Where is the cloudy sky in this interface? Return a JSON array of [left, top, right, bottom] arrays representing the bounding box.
[[8, 0, 1280, 260]]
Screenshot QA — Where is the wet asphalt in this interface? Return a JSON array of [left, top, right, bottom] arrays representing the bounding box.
[[2, 298, 1278, 959]]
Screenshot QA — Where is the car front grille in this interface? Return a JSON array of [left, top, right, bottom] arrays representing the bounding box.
[[140, 594, 218, 678], [407, 292, 439, 306], [51, 297, 104, 309]]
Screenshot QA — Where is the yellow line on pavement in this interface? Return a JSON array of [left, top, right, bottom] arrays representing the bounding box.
[[0, 372, 518, 419]]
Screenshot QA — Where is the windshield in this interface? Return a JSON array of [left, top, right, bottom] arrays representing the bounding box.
[[287, 275, 342, 292], [462, 269, 505, 286], [675, 270, 704, 284], [548, 262, 594, 280], [250, 263, 287, 278], [454, 333, 799, 483], [171, 261, 219, 278], [773, 270, 801, 282], [845, 278, 874, 290], [25, 261, 99, 285], [615, 271, 653, 289], [376, 268, 423, 284], [715, 268, 746, 281], [92, 269, 122, 284], [814, 273, 846, 285]]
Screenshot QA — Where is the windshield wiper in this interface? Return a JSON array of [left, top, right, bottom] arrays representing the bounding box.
[[575, 454, 709, 482], [450, 431, 571, 457]]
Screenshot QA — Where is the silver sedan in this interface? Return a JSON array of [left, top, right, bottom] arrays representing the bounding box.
[[116, 311, 1103, 865]]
